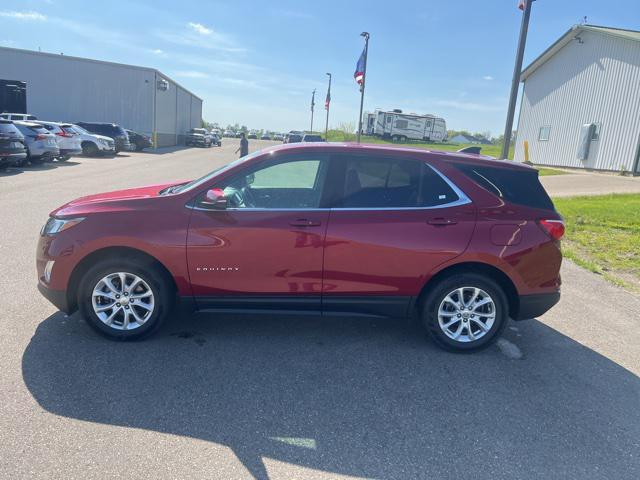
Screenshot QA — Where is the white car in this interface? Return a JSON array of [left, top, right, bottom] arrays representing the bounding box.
[[71, 124, 116, 156], [0, 113, 38, 121], [34, 121, 82, 160]]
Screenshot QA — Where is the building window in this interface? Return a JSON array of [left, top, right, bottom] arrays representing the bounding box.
[[538, 126, 551, 141], [395, 119, 408, 129], [591, 123, 601, 141]]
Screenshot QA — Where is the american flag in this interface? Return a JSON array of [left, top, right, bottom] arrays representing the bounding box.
[[354, 47, 365, 85], [518, 0, 530, 10], [325, 86, 331, 110]]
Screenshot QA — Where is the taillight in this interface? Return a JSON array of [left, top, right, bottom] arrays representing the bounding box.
[[35, 134, 47, 140], [538, 219, 565, 241], [56, 131, 74, 137]]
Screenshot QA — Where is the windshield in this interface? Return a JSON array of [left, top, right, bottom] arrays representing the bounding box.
[[172, 149, 264, 194], [72, 125, 89, 135]]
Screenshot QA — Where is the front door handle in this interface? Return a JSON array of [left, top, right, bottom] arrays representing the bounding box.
[[427, 218, 458, 226], [290, 219, 321, 227]]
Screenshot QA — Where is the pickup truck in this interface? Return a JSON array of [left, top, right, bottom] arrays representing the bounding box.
[[185, 128, 212, 147]]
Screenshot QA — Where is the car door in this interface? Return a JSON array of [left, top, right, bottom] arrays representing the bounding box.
[[186, 152, 331, 313], [322, 153, 476, 317]]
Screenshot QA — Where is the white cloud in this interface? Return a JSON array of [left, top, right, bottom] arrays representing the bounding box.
[[151, 49, 164, 55], [0, 11, 47, 21], [188, 22, 212, 35], [175, 70, 209, 78], [483, 75, 494, 81]]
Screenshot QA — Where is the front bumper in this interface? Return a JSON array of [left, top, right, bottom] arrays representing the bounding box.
[[38, 282, 71, 313], [514, 292, 560, 320]]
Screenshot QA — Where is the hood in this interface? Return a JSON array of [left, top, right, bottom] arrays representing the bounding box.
[[51, 181, 184, 217]]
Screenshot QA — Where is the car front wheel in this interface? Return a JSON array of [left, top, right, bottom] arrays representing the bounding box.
[[78, 257, 173, 340], [422, 273, 508, 352]]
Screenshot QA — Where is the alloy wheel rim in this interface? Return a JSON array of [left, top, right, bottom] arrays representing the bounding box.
[[437, 287, 496, 343], [91, 272, 155, 330]]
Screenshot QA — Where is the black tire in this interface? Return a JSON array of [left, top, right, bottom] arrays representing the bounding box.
[[78, 256, 174, 340], [135, 145, 145, 152], [422, 273, 508, 352], [82, 142, 99, 157]]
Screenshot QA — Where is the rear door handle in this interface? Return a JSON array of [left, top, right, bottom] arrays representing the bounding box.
[[427, 218, 458, 226], [290, 219, 321, 227]]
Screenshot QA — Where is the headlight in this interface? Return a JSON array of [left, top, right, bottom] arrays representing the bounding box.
[[99, 139, 108, 146], [41, 217, 85, 235]]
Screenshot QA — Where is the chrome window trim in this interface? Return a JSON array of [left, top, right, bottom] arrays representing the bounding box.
[[187, 163, 471, 212]]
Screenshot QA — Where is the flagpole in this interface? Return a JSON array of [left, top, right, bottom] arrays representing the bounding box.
[[310, 89, 316, 133], [501, 0, 533, 159], [325, 72, 331, 139], [356, 32, 369, 144]]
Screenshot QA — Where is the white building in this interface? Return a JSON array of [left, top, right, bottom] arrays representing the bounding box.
[[514, 25, 640, 174], [0, 47, 203, 147]]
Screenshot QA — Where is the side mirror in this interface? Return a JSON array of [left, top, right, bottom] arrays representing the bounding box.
[[202, 188, 227, 209]]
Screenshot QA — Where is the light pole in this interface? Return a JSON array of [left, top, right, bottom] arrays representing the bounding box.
[[356, 32, 370, 144], [501, 0, 533, 159], [310, 89, 316, 133], [325, 73, 331, 139]]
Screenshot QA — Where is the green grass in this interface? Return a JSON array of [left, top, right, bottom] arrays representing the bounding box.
[[325, 130, 513, 159], [554, 194, 640, 291], [536, 167, 568, 176]]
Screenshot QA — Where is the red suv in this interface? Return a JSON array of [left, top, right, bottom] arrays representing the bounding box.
[[36, 143, 563, 351]]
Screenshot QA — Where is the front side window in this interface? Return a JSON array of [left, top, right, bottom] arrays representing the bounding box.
[[538, 125, 551, 141], [338, 155, 459, 208], [214, 156, 328, 209]]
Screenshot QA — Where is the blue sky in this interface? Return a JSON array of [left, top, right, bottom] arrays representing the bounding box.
[[2, 0, 639, 135]]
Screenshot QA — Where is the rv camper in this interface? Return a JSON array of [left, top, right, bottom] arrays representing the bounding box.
[[368, 109, 447, 142]]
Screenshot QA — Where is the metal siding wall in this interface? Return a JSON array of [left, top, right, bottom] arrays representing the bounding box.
[[0, 49, 154, 134], [175, 86, 191, 145], [515, 31, 640, 171], [191, 96, 202, 130], [154, 75, 176, 146]]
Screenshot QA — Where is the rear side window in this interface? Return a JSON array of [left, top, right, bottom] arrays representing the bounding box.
[[338, 155, 459, 208], [455, 163, 554, 210], [0, 122, 19, 134]]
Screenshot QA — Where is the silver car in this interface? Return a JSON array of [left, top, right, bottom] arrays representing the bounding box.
[[34, 121, 82, 161], [13, 121, 60, 165]]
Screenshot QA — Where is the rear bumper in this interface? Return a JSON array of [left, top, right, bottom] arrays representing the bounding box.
[[0, 151, 27, 165], [38, 282, 71, 314], [514, 292, 560, 320]]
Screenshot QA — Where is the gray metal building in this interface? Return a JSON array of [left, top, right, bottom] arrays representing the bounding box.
[[514, 25, 640, 174], [0, 46, 202, 147]]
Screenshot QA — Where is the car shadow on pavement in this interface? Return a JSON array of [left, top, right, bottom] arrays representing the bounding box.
[[22, 311, 640, 479]]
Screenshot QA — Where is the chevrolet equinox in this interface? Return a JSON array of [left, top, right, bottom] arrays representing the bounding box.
[[36, 143, 563, 351]]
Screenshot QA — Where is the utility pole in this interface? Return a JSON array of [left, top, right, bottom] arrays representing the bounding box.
[[310, 89, 316, 133], [356, 32, 369, 144], [325, 72, 332, 139], [501, 0, 533, 159]]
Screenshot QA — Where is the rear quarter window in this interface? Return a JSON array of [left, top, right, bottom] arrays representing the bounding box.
[[454, 163, 555, 211]]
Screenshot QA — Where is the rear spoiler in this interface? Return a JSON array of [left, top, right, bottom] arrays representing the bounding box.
[[457, 146, 482, 155]]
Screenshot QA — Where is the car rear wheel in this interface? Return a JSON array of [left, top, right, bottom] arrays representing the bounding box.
[[422, 273, 508, 352], [82, 142, 99, 156], [78, 257, 174, 340]]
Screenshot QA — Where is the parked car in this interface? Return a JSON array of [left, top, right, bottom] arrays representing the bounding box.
[[273, 134, 284, 142], [235, 132, 244, 138], [125, 129, 153, 151], [248, 133, 258, 139], [0, 120, 27, 169], [210, 133, 222, 146], [185, 128, 212, 147], [76, 122, 131, 153], [36, 143, 562, 351], [301, 134, 324, 142], [260, 134, 271, 140], [0, 113, 38, 121], [70, 124, 116, 156], [223, 130, 235, 138], [13, 121, 59, 165], [285, 133, 302, 143], [34, 121, 82, 161]]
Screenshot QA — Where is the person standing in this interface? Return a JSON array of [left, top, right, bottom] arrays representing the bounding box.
[[235, 132, 249, 158]]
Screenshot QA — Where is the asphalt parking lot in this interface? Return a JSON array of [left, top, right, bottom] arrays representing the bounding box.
[[1, 140, 639, 479]]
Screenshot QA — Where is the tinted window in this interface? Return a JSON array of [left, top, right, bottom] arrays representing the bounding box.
[[455, 163, 554, 211], [215, 156, 328, 209], [0, 122, 20, 134], [339, 156, 459, 208]]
